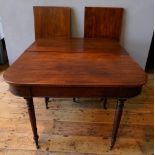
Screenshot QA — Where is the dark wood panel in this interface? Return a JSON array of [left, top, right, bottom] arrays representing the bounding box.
[[84, 7, 124, 41], [33, 6, 71, 40], [9, 85, 142, 98]]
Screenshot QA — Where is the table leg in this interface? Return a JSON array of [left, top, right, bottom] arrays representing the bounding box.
[[101, 97, 108, 109], [45, 97, 49, 109], [110, 99, 125, 149], [73, 98, 76, 102], [24, 97, 39, 148]]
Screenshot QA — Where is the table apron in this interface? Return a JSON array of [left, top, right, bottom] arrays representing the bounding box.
[[9, 85, 142, 98]]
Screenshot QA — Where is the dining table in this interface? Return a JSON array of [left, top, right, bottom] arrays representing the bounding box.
[[3, 38, 147, 149]]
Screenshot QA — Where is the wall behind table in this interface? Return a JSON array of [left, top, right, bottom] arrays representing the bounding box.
[[0, 0, 153, 69]]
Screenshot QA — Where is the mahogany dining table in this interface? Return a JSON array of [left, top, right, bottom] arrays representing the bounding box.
[[3, 38, 146, 149]]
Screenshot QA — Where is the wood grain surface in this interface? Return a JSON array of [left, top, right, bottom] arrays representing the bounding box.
[[33, 6, 71, 40], [84, 7, 123, 41], [3, 39, 146, 87]]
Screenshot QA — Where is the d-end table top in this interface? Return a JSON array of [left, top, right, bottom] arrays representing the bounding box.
[[3, 38, 147, 87]]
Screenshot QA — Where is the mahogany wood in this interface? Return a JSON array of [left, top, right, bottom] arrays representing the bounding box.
[[4, 39, 146, 89], [34, 6, 71, 107], [84, 7, 123, 41], [45, 97, 49, 109], [110, 99, 125, 149], [33, 6, 71, 40], [24, 97, 39, 148], [73, 98, 76, 102], [101, 97, 108, 109], [84, 7, 124, 107]]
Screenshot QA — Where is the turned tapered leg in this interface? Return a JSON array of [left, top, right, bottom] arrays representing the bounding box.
[[110, 99, 125, 149], [101, 97, 108, 109], [73, 98, 79, 103], [25, 97, 39, 149], [45, 97, 49, 109], [73, 98, 76, 102]]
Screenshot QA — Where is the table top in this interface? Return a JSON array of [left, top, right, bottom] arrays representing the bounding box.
[[3, 38, 146, 88]]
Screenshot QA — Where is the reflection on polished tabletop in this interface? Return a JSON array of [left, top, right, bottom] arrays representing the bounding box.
[[4, 38, 146, 87]]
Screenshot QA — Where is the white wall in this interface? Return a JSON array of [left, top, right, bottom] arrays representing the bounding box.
[[0, 17, 4, 39], [0, 0, 154, 69]]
